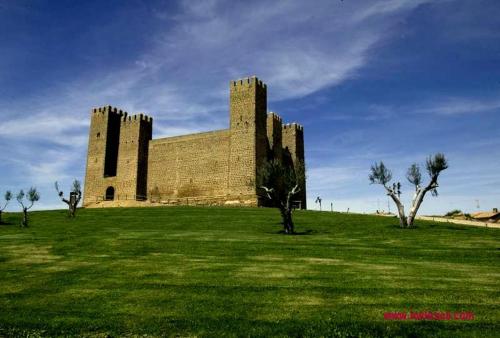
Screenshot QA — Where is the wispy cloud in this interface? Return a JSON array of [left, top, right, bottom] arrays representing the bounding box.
[[307, 165, 365, 192], [353, 0, 432, 22], [0, 114, 89, 147], [345, 95, 500, 121], [415, 96, 500, 115]]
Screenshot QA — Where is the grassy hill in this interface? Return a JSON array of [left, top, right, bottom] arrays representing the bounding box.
[[0, 207, 498, 337]]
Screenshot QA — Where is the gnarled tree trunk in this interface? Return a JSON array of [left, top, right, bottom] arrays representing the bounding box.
[[280, 204, 295, 234], [69, 204, 76, 217], [406, 179, 438, 227], [61, 197, 77, 217], [384, 185, 407, 228], [283, 185, 299, 234], [55, 182, 82, 218], [262, 184, 300, 235], [21, 208, 28, 227]]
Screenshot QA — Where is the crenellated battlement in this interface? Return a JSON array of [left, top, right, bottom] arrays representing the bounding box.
[[121, 113, 153, 123], [230, 76, 267, 90], [91, 106, 152, 124], [92, 105, 127, 116], [267, 112, 283, 123], [282, 122, 304, 132]]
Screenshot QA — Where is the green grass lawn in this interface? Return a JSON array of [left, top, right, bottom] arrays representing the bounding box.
[[0, 206, 498, 337]]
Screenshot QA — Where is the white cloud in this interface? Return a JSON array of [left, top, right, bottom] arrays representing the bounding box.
[[307, 166, 364, 191], [144, 0, 434, 101], [0, 114, 89, 146], [0, 0, 442, 211], [416, 97, 500, 115], [353, 0, 431, 22], [352, 95, 500, 121]]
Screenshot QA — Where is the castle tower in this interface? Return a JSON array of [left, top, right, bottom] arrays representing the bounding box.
[[117, 114, 152, 200], [83, 106, 124, 205], [83, 106, 152, 206], [228, 76, 268, 201], [282, 123, 306, 209], [266, 112, 283, 161]]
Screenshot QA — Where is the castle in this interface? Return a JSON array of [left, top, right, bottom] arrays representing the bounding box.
[[83, 76, 306, 208]]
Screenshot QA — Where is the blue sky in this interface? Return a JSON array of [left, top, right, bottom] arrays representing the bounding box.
[[1, 0, 499, 214]]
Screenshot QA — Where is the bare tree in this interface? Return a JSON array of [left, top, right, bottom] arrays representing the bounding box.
[[315, 196, 322, 211], [16, 187, 40, 227], [259, 159, 305, 234], [55, 180, 82, 217], [369, 153, 448, 228], [0, 191, 12, 224]]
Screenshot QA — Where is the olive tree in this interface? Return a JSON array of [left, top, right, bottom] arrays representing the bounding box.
[[16, 187, 40, 227], [55, 180, 82, 217], [369, 153, 448, 228], [259, 159, 305, 234], [0, 191, 12, 224]]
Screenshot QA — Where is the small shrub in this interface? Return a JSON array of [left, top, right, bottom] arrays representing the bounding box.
[[445, 209, 462, 217]]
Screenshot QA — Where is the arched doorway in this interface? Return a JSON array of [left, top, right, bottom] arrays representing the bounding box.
[[105, 186, 115, 201]]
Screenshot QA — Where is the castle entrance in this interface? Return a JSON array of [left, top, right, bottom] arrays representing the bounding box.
[[105, 186, 115, 201]]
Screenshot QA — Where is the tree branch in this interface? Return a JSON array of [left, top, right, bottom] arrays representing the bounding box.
[[290, 184, 300, 196], [260, 186, 274, 200]]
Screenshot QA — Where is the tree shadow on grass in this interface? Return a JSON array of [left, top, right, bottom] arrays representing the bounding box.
[[266, 229, 326, 236], [386, 222, 471, 231], [424, 223, 471, 231], [385, 223, 422, 230], [292, 229, 320, 236]]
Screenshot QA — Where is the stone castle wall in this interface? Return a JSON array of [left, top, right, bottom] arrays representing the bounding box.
[[83, 76, 306, 208], [148, 130, 231, 200]]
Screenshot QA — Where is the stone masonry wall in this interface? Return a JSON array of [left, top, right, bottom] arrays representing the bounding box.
[[148, 130, 231, 200], [282, 123, 307, 208], [116, 114, 152, 200], [228, 77, 267, 198], [266, 112, 283, 161], [84, 107, 123, 205]]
